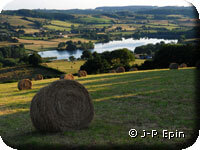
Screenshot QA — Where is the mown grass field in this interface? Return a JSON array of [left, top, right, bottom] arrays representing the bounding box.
[[44, 60, 85, 74], [0, 68, 197, 149]]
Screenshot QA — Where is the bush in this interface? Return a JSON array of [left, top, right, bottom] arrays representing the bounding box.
[[2, 58, 18, 67], [0, 62, 3, 68], [139, 60, 155, 70], [28, 53, 42, 66], [80, 57, 111, 74]]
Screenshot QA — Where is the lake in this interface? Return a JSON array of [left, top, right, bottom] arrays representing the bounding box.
[[38, 38, 177, 60]]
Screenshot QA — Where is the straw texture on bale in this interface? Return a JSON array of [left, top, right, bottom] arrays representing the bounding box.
[[18, 79, 32, 90], [35, 74, 43, 80], [116, 67, 125, 73], [60, 74, 74, 80], [109, 70, 116, 73], [169, 63, 179, 69], [78, 70, 87, 77], [129, 67, 138, 71], [30, 80, 94, 132], [179, 63, 187, 68]]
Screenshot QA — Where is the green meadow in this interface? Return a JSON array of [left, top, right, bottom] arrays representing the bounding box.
[[0, 68, 196, 149]]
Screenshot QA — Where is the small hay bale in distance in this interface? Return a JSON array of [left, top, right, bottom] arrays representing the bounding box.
[[78, 70, 87, 77], [60, 74, 74, 80], [18, 79, 32, 90], [30, 80, 94, 132], [109, 70, 116, 73], [169, 63, 179, 70], [35, 74, 43, 80], [129, 67, 138, 71], [116, 67, 125, 73], [179, 63, 187, 68]]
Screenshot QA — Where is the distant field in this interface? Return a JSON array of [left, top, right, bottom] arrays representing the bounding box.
[[0, 68, 196, 148], [77, 16, 113, 24], [45, 60, 85, 74], [18, 37, 96, 51], [18, 38, 60, 51], [0, 42, 19, 47], [51, 20, 80, 27], [43, 25, 71, 31], [19, 37, 50, 40], [22, 29, 40, 34], [43, 20, 80, 31], [0, 15, 34, 28]]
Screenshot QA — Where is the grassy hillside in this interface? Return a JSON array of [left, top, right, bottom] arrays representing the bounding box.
[[0, 65, 64, 83], [0, 68, 196, 149]]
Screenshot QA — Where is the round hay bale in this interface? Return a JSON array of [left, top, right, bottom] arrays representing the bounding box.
[[116, 67, 125, 73], [35, 74, 43, 80], [78, 70, 87, 77], [18, 79, 32, 90], [179, 63, 187, 68], [109, 70, 116, 73], [30, 80, 94, 132], [169, 63, 179, 70], [60, 74, 74, 80], [129, 67, 138, 71]]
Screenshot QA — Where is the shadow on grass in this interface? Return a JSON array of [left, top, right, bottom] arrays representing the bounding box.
[[11, 89, 39, 96]]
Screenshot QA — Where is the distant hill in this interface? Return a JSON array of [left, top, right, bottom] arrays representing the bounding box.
[[2, 6, 196, 17], [137, 6, 198, 18], [95, 6, 157, 12]]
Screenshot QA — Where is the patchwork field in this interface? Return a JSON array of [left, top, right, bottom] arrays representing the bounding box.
[[0, 68, 197, 149]]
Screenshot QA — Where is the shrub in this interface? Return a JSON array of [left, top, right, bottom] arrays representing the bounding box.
[[28, 53, 42, 66]]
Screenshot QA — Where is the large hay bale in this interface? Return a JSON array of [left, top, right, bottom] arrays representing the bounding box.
[[35, 74, 43, 80], [129, 67, 138, 71], [109, 70, 116, 73], [78, 70, 87, 77], [60, 74, 74, 80], [179, 63, 187, 68], [30, 80, 94, 132], [18, 79, 32, 90], [116, 67, 125, 73], [169, 63, 179, 70]]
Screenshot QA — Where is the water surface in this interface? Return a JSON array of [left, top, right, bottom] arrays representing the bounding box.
[[38, 38, 177, 60]]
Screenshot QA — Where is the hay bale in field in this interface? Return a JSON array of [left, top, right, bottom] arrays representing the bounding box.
[[78, 70, 87, 77], [30, 80, 94, 132], [169, 63, 179, 70], [60, 74, 74, 80], [129, 67, 138, 71], [18, 79, 32, 90], [109, 70, 116, 73], [35, 74, 43, 80], [116, 67, 125, 73], [179, 63, 187, 68]]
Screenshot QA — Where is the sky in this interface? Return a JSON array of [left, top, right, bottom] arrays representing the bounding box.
[[0, 0, 193, 10]]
